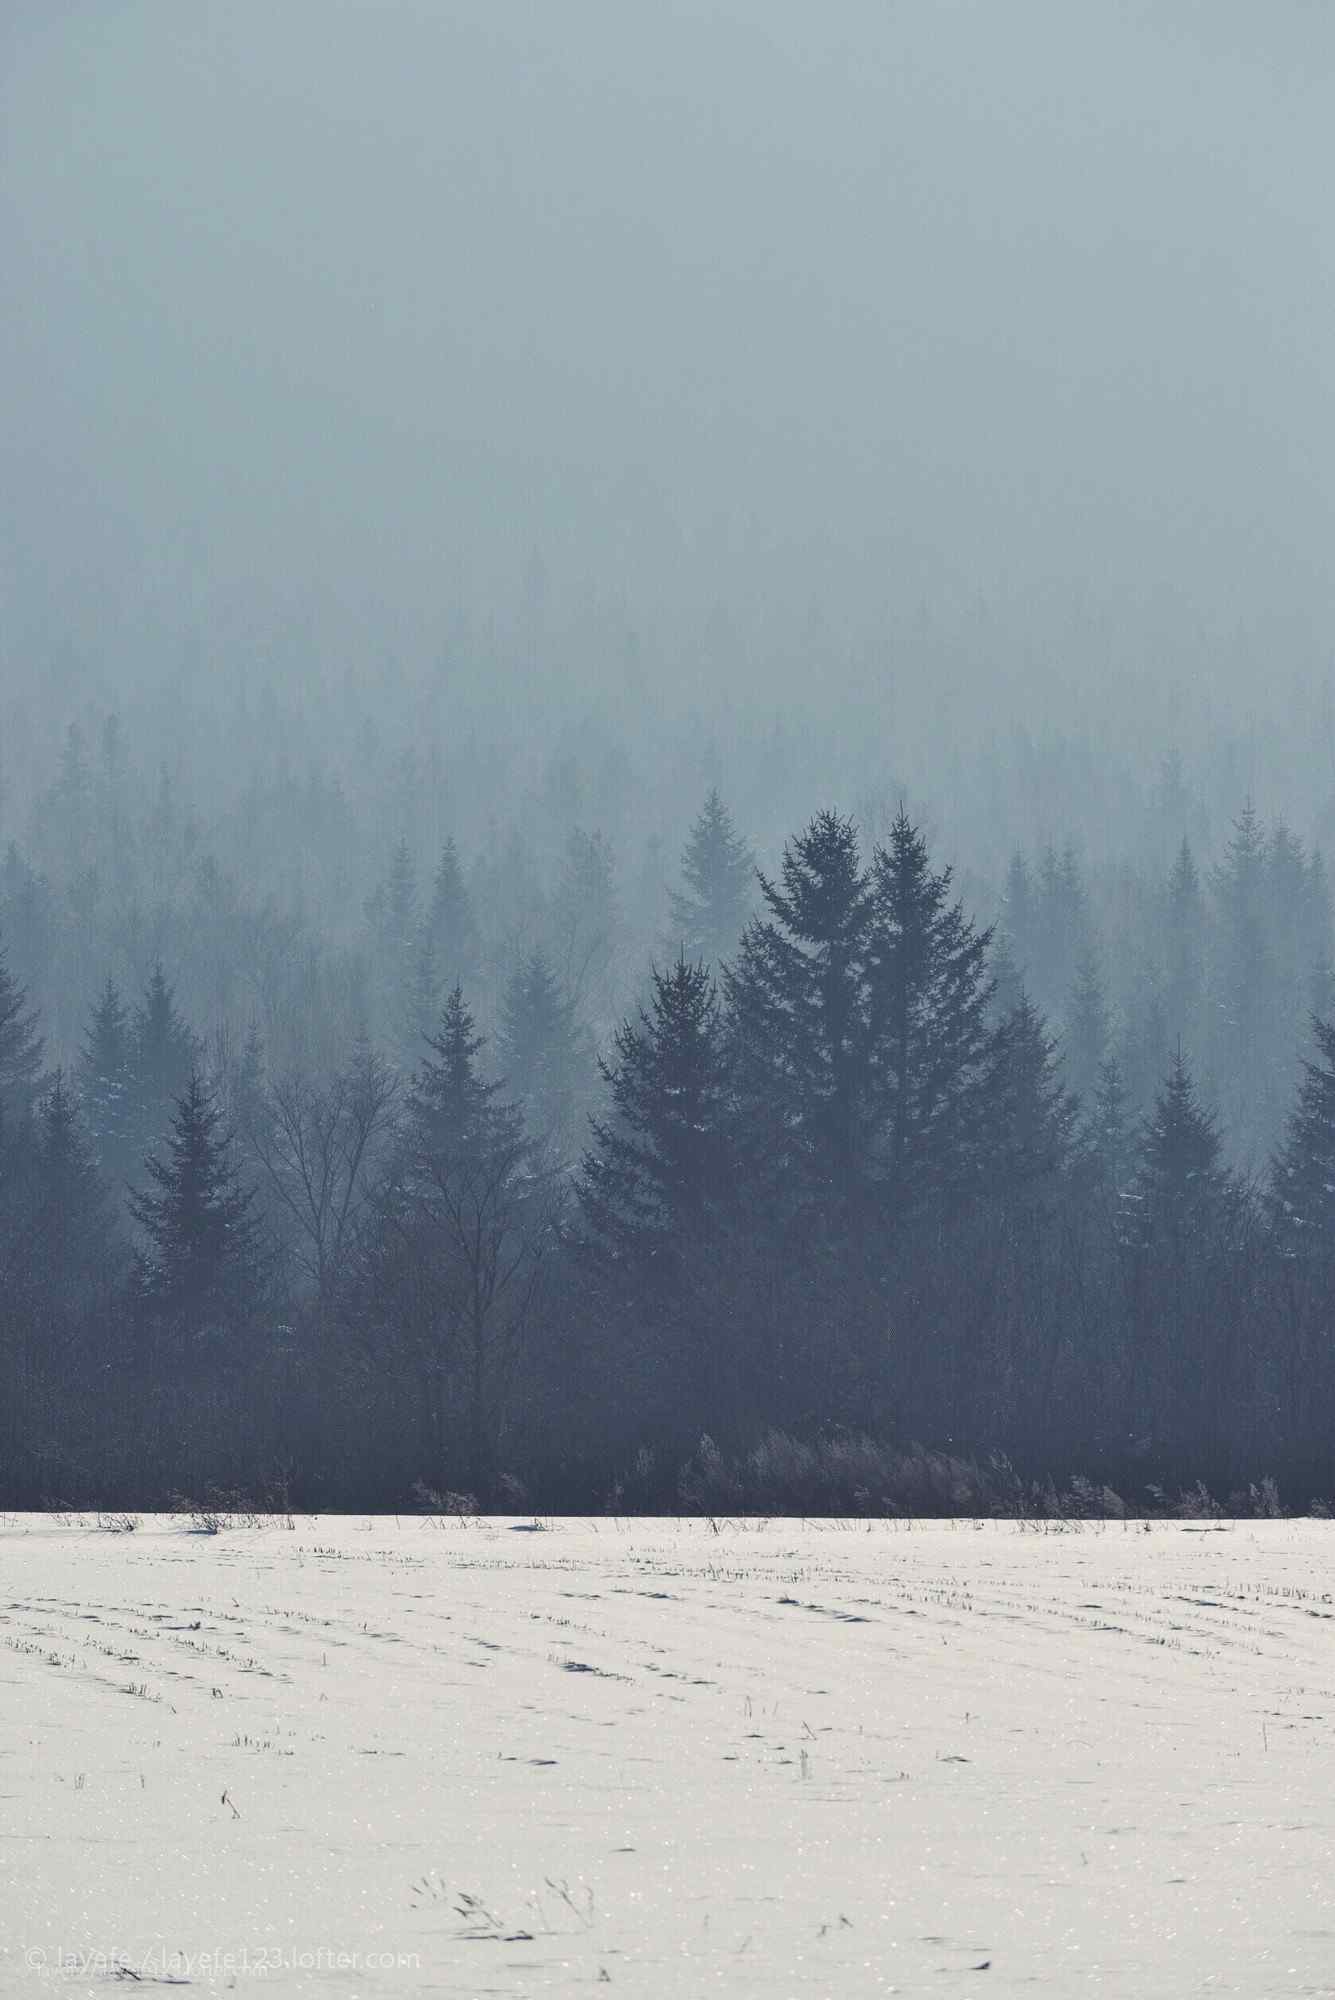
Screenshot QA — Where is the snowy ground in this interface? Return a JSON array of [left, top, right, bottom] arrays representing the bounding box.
[[3, 1515, 1334, 1998]]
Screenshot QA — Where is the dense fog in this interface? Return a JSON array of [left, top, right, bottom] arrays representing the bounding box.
[[4, 5, 1335, 1509], [6, 4, 1335, 765]]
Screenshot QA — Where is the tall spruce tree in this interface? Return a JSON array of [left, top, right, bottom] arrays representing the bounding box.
[[399, 928, 441, 1070], [1001, 851, 1036, 991], [978, 992, 1079, 1196], [724, 811, 875, 1218], [427, 837, 479, 994], [1030, 841, 1089, 1020], [0, 931, 43, 1122], [1211, 801, 1272, 1156], [28, 1070, 118, 1315], [382, 836, 420, 951], [371, 986, 543, 1495], [229, 1020, 268, 1144], [1164, 837, 1205, 1060], [1084, 1053, 1133, 1196], [128, 964, 199, 1170], [407, 985, 513, 1162], [578, 955, 748, 1437], [549, 826, 622, 1025], [988, 927, 1024, 1024], [1120, 1048, 1245, 1454], [362, 836, 421, 1052], [1119, 976, 1170, 1124], [1270, 1015, 1335, 1255], [1064, 946, 1110, 1110], [79, 976, 136, 1185], [865, 809, 994, 1216], [668, 790, 755, 970], [498, 947, 585, 1158], [1308, 852, 1335, 1023], [1127, 1050, 1235, 1258], [129, 1070, 266, 1336], [579, 956, 733, 1270]]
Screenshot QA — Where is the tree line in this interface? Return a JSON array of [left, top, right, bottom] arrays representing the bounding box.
[[7, 711, 1333, 1182], [4, 793, 1335, 1510]]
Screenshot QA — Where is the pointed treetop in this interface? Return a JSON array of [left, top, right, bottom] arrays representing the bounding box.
[[1270, 1014, 1335, 1253], [668, 790, 755, 969], [1168, 836, 1201, 905], [1129, 1047, 1233, 1249], [129, 1068, 265, 1330], [1083, 1052, 1133, 1193], [409, 986, 518, 1158], [982, 990, 1079, 1190], [385, 836, 419, 936], [761, 810, 871, 951], [82, 974, 130, 1079], [428, 837, 479, 975], [0, 928, 43, 1119], [578, 952, 733, 1261], [1065, 946, 1110, 1105], [132, 963, 198, 1108]]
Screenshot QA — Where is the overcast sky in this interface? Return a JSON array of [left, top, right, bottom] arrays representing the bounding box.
[[3, 1, 1333, 723]]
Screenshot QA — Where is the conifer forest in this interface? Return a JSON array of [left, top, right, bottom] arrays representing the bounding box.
[[7, 3, 1335, 1515], [5, 707, 1335, 1512]]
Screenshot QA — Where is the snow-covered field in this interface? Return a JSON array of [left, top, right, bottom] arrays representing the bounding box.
[[3, 1515, 1334, 1998]]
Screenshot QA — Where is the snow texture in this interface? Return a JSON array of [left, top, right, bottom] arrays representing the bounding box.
[[2, 1514, 1333, 1995]]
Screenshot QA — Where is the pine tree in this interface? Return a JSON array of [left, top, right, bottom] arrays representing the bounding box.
[[1211, 801, 1272, 1154], [79, 976, 135, 1182], [577, 956, 745, 1439], [548, 827, 621, 1024], [1266, 823, 1331, 1128], [427, 837, 479, 994], [0, 930, 43, 1122], [1119, 976, 1170, 1124], [368, 836, 422, 1052], [1084, 1054, 1133, 1195], [1001, 851, 1036, 992], [724, 811, 875, 1216], [469, 824, 545, 980], [1150, 747, 1195, 860], [230, 1020, 268, 1144], [399, 929, 441, 1069], [129, 1070, 266, 1335], [28, 1070, 118, 1312], [866, 808, 994, 1215], [1127, 1050, 1234, 1258], [1270, 1015, 1335, 1255], [407, 986, 515, 1163], [370, 986, 543, 1495], [498, 948, 585, 1157], [97, 711, 131, 884], [988, 927, 1024, 1025], [383, 836, 419, 951], [1030, 841, 1089, 1020], [33, 722, 93, 879], [128, 964, 199, 1165], [1164, 837, 1205, 1059], [1305, 852, 1335, 1029], [579, 957, 733, 1269], [1064, 946, 1110, 1109], [978, 992, 1079, 1196], [667, 790, 755, 970]]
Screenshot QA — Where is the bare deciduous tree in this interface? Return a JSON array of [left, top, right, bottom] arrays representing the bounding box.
[[248, 1039, 399, 1311]]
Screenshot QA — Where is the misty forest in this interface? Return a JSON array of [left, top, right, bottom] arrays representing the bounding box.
[[5, 722, 1335, 1513], [5, 4, 1335, 1515]]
